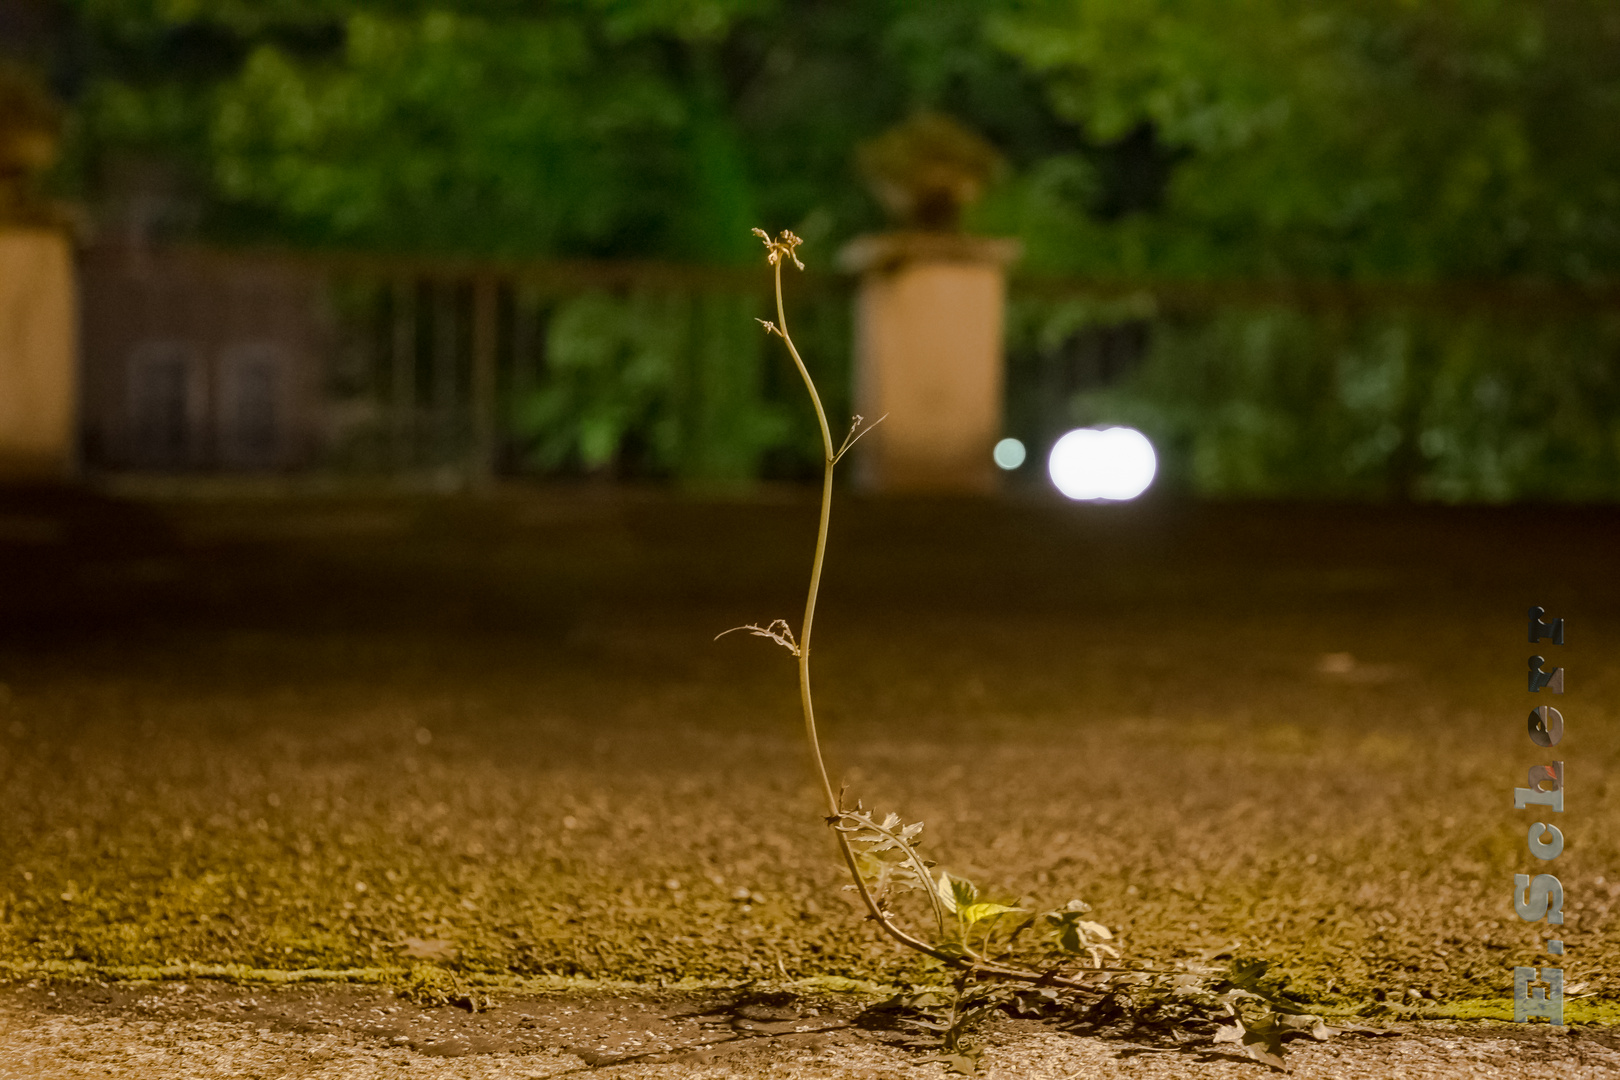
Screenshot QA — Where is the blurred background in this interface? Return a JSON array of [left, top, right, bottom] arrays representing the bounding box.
[[4, 0, 1619, 498]]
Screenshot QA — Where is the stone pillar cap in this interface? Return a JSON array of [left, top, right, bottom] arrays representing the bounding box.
[[838, 231, 1022, 274]]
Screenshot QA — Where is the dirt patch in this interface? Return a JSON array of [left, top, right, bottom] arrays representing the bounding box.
[[3, 980, 1619, 1079], [0, 978, 875, 1068]]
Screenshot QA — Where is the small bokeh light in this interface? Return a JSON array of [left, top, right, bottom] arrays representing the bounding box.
[[992, 438, 1027, 470], [1047, 427, 1157, 501]]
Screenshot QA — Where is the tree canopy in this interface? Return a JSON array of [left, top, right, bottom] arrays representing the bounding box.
[[992, 0, 1620, 281], [48, 0, 1620, 281]]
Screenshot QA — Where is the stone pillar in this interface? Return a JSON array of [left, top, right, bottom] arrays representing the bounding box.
[[0, 229, 77, 479], [841, 232, 1019, 493]]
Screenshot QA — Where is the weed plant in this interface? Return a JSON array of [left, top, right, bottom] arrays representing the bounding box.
[[728, 229, 1374, 1070]]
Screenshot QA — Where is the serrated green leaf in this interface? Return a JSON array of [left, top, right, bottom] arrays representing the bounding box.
[[959, 902, 1021, 925]]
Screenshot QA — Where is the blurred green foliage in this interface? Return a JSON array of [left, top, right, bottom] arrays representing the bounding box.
[[1009, 297, 1620, 501], [48, 0, 1620, 496], [521, 289, 787, 480], [502, 283, 848, 482], [50, 0, 1618, 273], [64, 0, 1618, 278], [65, 0, 1073, 261], [990, 0, 1620, 281]]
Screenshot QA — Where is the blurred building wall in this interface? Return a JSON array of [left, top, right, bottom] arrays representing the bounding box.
[[0, 229, 76, 479], [79, 245, 327, 472]]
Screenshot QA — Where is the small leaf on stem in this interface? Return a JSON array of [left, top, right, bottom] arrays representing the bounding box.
[[713, 619, 800, 656], [959, 902, 1022, 925]]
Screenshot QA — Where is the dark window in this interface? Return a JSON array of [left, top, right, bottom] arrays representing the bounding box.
[[220, 344, 286, 468], [128, 343, 194, 467]]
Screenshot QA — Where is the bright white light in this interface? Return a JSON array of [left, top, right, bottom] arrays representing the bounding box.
[[992, 438, 1027, 470], [1047, 427, 1157, 501]]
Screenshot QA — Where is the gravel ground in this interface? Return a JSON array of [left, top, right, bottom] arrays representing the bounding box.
[[3, 980, 1618, 1079], [2, 483, 1618, 1076]]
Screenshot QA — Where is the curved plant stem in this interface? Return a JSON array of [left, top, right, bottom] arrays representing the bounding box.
[[772, 255, 839, 818], [768, 261, 915, 943], [766, 252, 955, 965], [760, 236, 1121, 993]]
